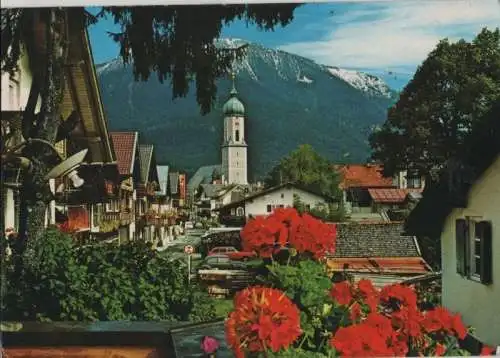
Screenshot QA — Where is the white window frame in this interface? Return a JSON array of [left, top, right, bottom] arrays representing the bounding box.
[[105, 199, 120, 213], [468, 218, 483, 281]]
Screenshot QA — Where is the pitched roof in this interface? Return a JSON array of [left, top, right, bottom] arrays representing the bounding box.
[[187, 164, 221, 194], [214, 182, 329, 211], [336, 164, 394, 189], [169, 172, 179, 194], [138, 144, 154, 183], [326, 257, 431, 274], [156, 165, 169, 195], [330, 222, 421, 258], [200, 184, 228, 198], [110, 132, 138, 175], [368, 188, 423, 203]]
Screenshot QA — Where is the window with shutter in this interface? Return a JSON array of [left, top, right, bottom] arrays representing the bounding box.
[[455, 219, 468, 276], [479, 221, 493, 285]]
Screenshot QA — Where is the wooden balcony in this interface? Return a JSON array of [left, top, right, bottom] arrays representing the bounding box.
[[101, 211, 133, 225]]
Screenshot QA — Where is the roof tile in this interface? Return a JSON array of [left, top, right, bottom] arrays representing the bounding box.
[[330, 222, 420, 258], [336, 164, 394, 189], [110, 132, 138, 175], [368, 188, 423, 203]]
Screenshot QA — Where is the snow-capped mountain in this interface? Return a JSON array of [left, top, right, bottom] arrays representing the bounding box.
[[99, 38, 395, 99], [96, 39, 396, 179], [210, 38, 394, 99]]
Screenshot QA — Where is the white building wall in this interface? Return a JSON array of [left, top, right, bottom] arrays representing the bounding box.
[[2, 49, 41, 233], [3, 189, 16, 230], [441, 157, 500, 347], [244, 187, 327, 217], [1, 48, 41, 112], [221, 114, 248, 185]]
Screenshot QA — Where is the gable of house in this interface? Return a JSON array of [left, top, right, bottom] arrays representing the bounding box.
[[110, 132, 138, 176], [440, 155, 500, 347], [156, 165, 170, 196]]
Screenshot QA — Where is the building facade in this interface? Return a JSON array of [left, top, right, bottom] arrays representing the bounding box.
[[441, 155, 500, 347]]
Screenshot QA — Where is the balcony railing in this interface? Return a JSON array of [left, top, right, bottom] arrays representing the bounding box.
[[101, 211, 133, 225], [136, 214, 171, 227]]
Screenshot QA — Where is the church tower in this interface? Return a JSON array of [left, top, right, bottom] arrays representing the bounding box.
[[221, 75, 248, 185]]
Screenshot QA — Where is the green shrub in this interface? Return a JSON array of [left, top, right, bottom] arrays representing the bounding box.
[[3, 227, 215, 322]]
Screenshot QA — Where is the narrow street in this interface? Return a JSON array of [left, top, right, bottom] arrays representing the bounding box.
[[158, 228, 205, 261]]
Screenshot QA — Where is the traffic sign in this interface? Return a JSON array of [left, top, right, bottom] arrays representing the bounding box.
[[184, 245, 194, 255]]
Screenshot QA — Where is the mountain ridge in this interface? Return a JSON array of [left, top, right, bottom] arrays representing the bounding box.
[[96, 39, 397, 180]]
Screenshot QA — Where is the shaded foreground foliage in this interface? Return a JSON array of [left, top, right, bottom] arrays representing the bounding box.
[[1, 227, 216, 322]]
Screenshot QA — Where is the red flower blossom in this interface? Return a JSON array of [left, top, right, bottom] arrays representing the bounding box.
[[480, 346, 495, 356], [357, 279, 380, 312], [422, 307, 453, 334], [349, 302, 362, 323], [331, 323, 395, 357], [240, 208, 336, 259], [451, 313, 468, 339], [435, 343, 446, 356], [225, 286, 302, 356], [200, 336, 219, 354], [392, 305, 425, 338], [380, 283, 418, 308], [330, 281, 353, 306]]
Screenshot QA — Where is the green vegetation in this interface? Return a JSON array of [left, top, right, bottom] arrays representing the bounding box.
[[266, 144, 343, 200], [370, 27, 500, 177], [293, 194, 346, 222], [213, 298, 234, 318], [369, 28, 500, 268], [1, 227, 216, 322]]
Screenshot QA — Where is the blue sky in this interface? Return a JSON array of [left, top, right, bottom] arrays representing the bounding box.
[[88, 1, 500, 89]]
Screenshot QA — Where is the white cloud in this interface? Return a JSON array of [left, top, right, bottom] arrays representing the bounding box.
[[279, 0, 500, 70]]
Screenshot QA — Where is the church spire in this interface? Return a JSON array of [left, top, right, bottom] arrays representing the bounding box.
[[230, 70, 238, 97]]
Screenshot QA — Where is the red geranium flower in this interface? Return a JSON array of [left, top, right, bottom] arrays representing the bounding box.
[[330, 323, 395, 357], [350, 302, 362, 322], [240, 208, 336, 259], [357, 279, 380, 312], [225, 286, 302, 356], [480, 345, 495, 356], [380, 283, 418, 308], [435, 343, 446, 356], [451, 313, 468, 339], [330, 281, 353, 306], [422, 307, 453, 334]]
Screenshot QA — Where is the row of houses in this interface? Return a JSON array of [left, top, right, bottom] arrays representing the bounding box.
[[1, 11, 186, 244], [193, 164, 425, 224]]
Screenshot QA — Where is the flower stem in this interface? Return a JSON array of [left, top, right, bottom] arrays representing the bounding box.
[[297, 333, 308, 350], [261, 339, 269, 358]]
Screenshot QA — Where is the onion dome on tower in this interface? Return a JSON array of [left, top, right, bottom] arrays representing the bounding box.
[[222, 76, 245, 117]]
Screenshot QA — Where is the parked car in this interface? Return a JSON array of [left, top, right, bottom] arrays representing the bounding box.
[[184, 221, 194, 230], [207, 246, 256, 261], [198, 254, 247, 271]]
